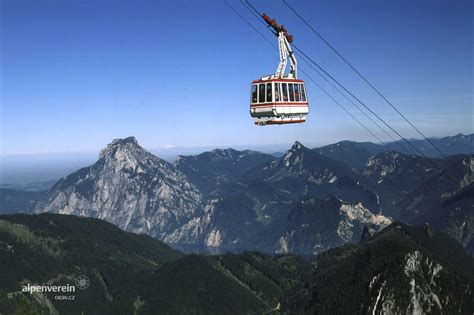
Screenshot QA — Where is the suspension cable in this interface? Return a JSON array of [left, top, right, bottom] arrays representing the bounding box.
[[241, 0, 407, 152], [245, 0, 426, 156], [302, 70, 386, 144], [230, 0, 385, 145], [229, 0, 461, 187], [296, 48, 409, 153], [293, 44, 457, 182], [282, 0, 464, 175], [235, 2, 463, 200]]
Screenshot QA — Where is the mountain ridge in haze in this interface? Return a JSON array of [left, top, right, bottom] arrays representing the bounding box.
[[2, 133, 471, 189]]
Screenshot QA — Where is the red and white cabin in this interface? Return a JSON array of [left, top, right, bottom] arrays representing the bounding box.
[[250, 14, 310, 126], [250, 76, 309, 125]]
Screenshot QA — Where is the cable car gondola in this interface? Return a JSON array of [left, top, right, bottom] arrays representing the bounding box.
[[250, 14, 309, 126]]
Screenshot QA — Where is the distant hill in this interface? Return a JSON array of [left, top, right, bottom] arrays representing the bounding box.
[[314, 133, 473, 170], [0, 214, 472, 314], [314, 140, 385, 170], [0, 180, 57, 191], [174, 148, 274, 196], [385, 133, 474, 157], [0, 189, 43, 214]]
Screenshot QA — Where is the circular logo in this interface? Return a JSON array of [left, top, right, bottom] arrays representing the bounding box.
[[75, 275, 90, 290]]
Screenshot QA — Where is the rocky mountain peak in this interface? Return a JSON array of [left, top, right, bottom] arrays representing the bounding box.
[[36, 136, 202, 239], [96, 136, 168, 176], [281, 141, 309, 161], [269, 141, 358, 181], [364, 151, 406, 174], [370, 150, 402, 162], [277, 141, 310, 170], [210, 148, 238, 159], [291, 141, 305, 151], [113, 136, 138, 146], [99, 136, 142, 159]]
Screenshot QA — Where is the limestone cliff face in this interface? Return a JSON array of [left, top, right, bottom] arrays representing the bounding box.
[[35, 137, 202, 239]]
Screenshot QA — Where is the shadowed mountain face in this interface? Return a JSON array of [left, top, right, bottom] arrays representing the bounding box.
[[396, 155, 473, 223], [278, 196, 391, 254], [417, 182, 474, 253], [361, 152, 473, 251], [314, 140, 385, 170], [249, 141, 381, 211], [362, 151, 439, 191], [3, 134, 468, 255], [174, 148, 274, 196], [360, 151, 445, 219], [167, 141, 392, 253], [395, 155, 474, 252], [0, 214, 472, 314]]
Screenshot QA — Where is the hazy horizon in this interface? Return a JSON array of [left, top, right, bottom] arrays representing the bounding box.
[[1, 132, 472, 187], [1, 131, 471, 158]]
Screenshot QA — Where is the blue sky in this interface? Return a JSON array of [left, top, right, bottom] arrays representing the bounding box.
[[1, 0, 472, 155]]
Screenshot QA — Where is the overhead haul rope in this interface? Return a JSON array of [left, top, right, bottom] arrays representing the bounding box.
[[242, 0, 460, 186], [283, 0, 465, 177], [227, 0, 385, 144], [241, 0, 408, 153], [225, 0, 461, 217], [227, 0, 461, 187], [293, 41, 461, 186]]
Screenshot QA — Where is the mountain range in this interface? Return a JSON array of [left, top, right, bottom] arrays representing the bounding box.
[[0, 134, 462, 256], [29, 138, 387, 254], [1, 213, 473, 314], [1, 134, 473, 313]]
